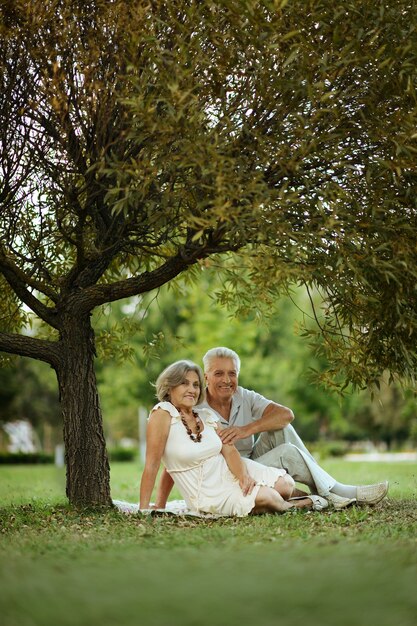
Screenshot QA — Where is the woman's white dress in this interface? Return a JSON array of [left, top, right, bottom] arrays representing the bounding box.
[[153, 401, 287, 517]]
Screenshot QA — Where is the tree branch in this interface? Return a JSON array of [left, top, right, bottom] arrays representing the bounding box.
[[0, 252, 59, 328], [0, 247, 58, 300], [67, 239, 240, 314], [66, 254, 193, 313], [0, 331, 61, 368]]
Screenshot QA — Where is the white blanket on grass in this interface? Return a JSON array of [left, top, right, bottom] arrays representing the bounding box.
[[112, 499, 220, 518]]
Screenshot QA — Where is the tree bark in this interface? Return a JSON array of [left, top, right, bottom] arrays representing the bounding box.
[[56, 312, 111, 507]]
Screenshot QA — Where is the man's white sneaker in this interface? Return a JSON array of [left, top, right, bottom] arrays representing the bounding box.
[[356, 481, 389, 505]]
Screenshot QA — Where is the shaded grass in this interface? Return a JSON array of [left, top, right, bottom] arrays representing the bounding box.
[[2, 540, 416, 626], [0, 460, 416, 626]]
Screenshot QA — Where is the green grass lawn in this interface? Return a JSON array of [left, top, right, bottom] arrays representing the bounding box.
[[0, 460, 416, 626]]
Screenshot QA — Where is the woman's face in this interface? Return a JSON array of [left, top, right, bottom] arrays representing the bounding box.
[[169, 370, 201, 410]]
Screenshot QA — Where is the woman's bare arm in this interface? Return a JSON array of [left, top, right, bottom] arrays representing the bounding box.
[[221, 442, 256, 496], [154, 468, 174, 509], [139, 409, 171, 509]]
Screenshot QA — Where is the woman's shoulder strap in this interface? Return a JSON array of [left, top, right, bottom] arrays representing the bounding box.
[[149, 401, 181, 423]]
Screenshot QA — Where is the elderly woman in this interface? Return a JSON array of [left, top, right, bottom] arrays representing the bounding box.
[[140, 360, 328, 516]]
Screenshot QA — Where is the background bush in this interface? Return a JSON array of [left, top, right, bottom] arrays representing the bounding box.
[[108, 448, 138, 462], [0, 452, 54, 464]]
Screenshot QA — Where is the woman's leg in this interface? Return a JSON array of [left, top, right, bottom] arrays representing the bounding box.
[[252, 486, 314, 514], [273, 474, 295, 500], [273, 474, 311, 500]]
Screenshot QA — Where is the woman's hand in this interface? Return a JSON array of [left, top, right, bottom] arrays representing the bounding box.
[[221, 441, 256, 495], [239, 474, 257, 496]]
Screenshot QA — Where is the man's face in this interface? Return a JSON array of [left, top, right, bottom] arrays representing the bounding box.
[[205, 357, 238, 402]]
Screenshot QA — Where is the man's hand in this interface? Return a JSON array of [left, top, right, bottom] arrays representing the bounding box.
[[239, 474, 257, 496], [218, 426, 249, 444]]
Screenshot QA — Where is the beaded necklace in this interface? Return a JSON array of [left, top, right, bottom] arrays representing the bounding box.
[[179, 409, 202, 443]]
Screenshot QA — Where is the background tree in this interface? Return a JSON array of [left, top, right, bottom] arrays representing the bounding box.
[[0, 358, 60, 451], [94, 279, 415, 448], [95, 280, 353, 444], [1, 0, 416, 506]]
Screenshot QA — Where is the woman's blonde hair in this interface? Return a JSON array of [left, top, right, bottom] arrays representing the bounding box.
[[155, 360, 205, 404]]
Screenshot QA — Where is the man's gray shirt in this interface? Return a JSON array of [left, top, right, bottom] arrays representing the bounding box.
[[197, 386, 270, 458]]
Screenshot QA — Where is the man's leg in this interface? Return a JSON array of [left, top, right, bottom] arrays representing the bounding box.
[[252, 441, 335, 495], [253, 424, 316, 462], [252, 428, 389, 505]]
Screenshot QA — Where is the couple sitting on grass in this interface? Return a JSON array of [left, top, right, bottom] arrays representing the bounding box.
[[139, 347, 388, 516]]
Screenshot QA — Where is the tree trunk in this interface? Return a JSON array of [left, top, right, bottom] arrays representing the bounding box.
[[56, 313, 112, 507]]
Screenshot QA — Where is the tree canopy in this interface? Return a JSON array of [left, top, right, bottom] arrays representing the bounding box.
[[1, 0, 417, 387]]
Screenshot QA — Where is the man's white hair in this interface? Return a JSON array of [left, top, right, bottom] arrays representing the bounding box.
[[202, 347, 241, 374]]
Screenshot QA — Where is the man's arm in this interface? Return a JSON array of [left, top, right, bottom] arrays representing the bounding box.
[[219, 402, 294, 445]]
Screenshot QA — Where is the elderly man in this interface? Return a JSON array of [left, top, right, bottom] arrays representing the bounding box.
[[196, 347, 388, 509]]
